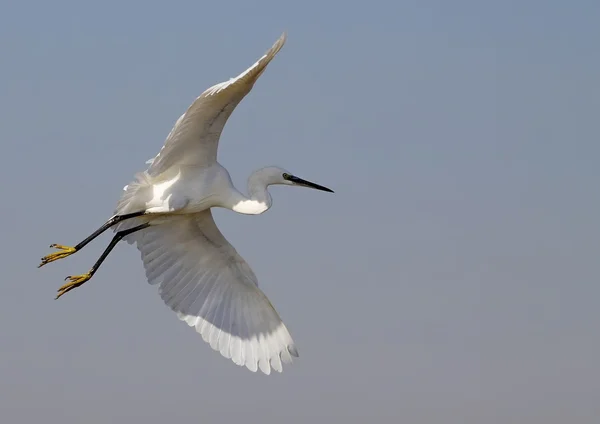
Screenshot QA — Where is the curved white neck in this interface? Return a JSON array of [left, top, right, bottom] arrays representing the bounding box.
[[229, 171, 273, 215]]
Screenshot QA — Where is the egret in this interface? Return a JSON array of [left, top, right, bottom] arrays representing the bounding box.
[[38, 33, 333, 374]]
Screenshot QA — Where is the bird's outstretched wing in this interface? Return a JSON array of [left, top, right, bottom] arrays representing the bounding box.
[[131, 210, 298, 374], [146, 33, 287, 177]]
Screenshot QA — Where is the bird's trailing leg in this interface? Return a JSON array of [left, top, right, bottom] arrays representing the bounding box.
[[55, 222, 150, 300], [39, 211, 146, 268]]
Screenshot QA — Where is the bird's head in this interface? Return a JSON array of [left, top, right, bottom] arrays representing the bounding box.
[[258, 166, 334, 193]]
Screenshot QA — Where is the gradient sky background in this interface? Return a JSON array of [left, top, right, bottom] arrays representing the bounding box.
[[1, 0, 599, 423]]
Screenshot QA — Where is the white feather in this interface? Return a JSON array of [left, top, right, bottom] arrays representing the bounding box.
[[145, 33, 287, 176], [131, 210, 298, 374]]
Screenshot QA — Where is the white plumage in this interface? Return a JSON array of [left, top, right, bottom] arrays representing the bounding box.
[[135, 212, 297, 374], [145, 32, 288, 175], [40, 32, 333, 375]]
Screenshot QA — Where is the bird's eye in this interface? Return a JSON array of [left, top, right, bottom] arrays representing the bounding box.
[[282, 173, 290, 179]]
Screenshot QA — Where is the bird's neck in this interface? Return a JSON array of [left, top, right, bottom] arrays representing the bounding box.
[[229, 171, 272, 215]]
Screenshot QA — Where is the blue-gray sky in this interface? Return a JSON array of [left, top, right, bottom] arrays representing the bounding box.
[[1, 0, 599, 422]]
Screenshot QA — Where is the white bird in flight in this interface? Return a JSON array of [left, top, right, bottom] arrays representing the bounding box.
[[38, 33, 333, 375]]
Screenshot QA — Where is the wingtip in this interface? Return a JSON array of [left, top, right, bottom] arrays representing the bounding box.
[[288, 343, 299, 358], [274, 32, 287, 49]]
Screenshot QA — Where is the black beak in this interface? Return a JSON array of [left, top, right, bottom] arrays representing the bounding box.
[[287, 175, 334, 193]]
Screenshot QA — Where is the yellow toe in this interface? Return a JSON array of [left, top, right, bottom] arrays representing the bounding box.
[[39, 245, 76, 268], [55, 273, 92, 300]]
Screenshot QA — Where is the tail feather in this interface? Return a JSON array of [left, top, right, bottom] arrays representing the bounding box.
[[115, 171, 151, 214], [113, 171, 153, 243]]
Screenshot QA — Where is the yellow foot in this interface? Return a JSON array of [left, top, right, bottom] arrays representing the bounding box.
[[55, 273, 92, 300], [38, 244, 76, 268]]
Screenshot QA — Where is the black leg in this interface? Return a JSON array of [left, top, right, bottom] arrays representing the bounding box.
[[74, 211, 147, 251], [55, 222, 150, 300], [86, 223, 150, 279], [39, 211, 146, 268]]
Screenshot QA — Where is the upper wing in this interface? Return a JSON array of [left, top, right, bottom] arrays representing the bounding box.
[[146, 33, 287, 177], [131, 210, 298, 374]]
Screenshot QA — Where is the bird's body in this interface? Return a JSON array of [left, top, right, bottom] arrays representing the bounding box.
[[117, 162, 236, 216], [39, 33, 333, 375]]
